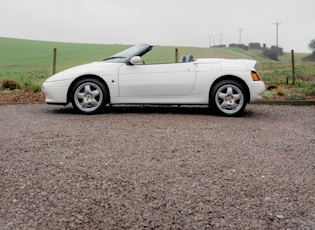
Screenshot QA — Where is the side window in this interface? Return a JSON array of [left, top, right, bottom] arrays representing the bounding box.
[[140, 48, 178, 65], [139, 48, 194, 65]]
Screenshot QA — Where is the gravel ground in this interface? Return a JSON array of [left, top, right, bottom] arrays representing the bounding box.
[[0, 104, 314, 229]]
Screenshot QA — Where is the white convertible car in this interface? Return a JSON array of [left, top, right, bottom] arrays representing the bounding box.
[[41, 44, 265, 116]]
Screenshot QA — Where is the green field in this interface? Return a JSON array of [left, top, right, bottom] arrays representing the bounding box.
[[1, 37, 314, 96]]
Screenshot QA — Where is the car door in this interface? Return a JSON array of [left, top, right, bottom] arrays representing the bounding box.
[[118, 62, 196, 97]]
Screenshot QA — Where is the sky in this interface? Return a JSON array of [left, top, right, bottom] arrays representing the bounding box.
[[1, 0, 315, 53]]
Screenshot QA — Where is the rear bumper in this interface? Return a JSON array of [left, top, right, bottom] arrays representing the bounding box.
[[247, 81, 266, 102]]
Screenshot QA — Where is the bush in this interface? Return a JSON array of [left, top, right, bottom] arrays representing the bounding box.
[[249, 43, 262, 50], [262, 46, 284, 61], [229, 44, 249, 50], [29, 82, 42, 93], [262, 89, 277, 99], [1, 79, 21, 90], [263, 46, 278, 60], [303, 52, 315, 61], [277, 88, 285, 96], [285, 94, 306, 100], [296, 85, 315, 95], [1, 78, 43, 93]]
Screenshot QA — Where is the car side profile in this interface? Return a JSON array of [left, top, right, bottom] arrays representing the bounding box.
[[41, 44, 265, 116]]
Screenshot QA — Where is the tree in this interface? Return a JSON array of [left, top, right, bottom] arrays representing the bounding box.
[[304, 39, 315, 61], [309, 39, 315, 51], [262, 45, 283, 61]]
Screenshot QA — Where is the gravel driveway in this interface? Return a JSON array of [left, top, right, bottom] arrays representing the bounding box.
[[1, 104, 314, 229]]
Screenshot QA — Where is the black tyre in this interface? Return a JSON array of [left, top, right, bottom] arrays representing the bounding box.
[[210, 80, 247, 116], [70, 78, 107, 114]]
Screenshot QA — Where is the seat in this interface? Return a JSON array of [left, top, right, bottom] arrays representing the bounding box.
[[180, 56, 186, 62], [186, 54, 193, 62]]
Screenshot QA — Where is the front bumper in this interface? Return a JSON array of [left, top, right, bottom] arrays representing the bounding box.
[[41, 79, 72, 104]]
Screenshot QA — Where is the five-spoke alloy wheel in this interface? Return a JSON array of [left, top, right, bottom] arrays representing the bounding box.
[[71, 78, 107, 114], [210, 80, 247, 116]]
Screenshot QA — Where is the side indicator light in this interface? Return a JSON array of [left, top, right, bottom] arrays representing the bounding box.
[[251, 71, 261, 81]]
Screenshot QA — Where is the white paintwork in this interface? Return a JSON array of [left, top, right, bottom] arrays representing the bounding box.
[[129, 56, 141, 65], [41, 44, 265, 113], [118, 62, 196, 97]]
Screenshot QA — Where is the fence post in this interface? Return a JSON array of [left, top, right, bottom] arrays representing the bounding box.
[[291, 50, 295, 85], [53, 48, 57, 75], [175, 48, 178, 63]]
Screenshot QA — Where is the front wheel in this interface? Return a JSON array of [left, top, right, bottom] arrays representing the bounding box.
[[210, 80, 247, 116], [70, 78, 107, 114]]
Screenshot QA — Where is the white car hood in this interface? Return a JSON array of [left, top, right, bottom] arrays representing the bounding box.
[[45, 61, 122, 82]]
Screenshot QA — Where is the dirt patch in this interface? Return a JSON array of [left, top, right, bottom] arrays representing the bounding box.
[[1, 85, 314, 104], [0, 91, 45, 103]]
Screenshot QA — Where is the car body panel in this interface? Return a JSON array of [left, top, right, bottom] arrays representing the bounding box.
[[118, 62, 196, 97]]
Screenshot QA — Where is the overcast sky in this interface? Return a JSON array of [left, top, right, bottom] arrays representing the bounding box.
[[1, 0, 314, 53]]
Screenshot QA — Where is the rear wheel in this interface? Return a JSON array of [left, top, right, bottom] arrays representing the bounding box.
[[210, 80, 247, 116], [71, 78, 107, 114]]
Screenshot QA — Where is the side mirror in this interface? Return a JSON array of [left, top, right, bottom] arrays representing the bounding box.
[[129, 56, 141, 65]]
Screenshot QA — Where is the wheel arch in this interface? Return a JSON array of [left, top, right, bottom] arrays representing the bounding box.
[[67, 75, 110, 104], [209, 75, 250, 103]]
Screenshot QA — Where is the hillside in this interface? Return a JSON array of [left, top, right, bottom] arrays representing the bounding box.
[[1, 37, 314, 103], [0, 36, 296, 80]]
